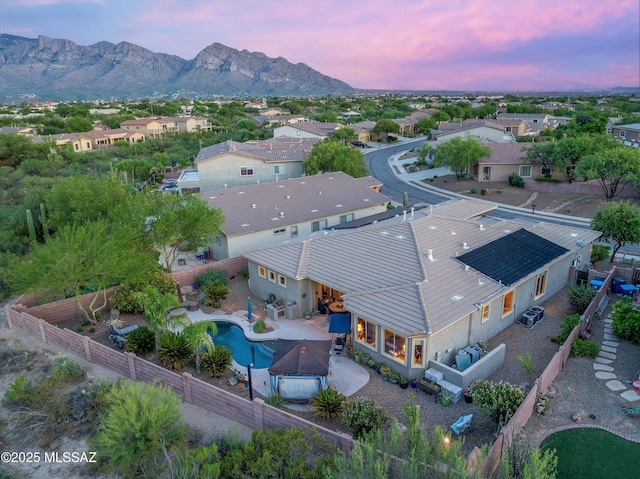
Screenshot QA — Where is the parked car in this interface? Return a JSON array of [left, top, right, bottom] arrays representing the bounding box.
[[351, 141, 366, 148]]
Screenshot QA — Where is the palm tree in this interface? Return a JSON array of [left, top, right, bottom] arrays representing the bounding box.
[[182, 320, 218, 375], [132, 286, 187, 347]]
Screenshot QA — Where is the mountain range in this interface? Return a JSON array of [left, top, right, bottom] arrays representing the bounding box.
[[0, 34, 355, 103]]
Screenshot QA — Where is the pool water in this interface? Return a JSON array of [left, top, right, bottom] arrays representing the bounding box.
[[210, 321, 276, 369]]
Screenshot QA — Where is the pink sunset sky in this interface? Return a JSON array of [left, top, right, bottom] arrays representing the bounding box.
[[2, 0, 639, 91]]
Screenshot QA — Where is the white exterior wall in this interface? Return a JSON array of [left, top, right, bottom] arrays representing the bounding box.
[[196, 154, 304, 192], [212, 204, 388, 259]]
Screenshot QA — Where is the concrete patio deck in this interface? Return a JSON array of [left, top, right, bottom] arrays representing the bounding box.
[[184, 308, 370, 404]]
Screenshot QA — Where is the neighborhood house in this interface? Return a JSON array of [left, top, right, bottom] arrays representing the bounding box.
[[242, 201, 601, 383]]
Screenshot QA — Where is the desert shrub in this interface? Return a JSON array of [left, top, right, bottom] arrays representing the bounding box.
[[109, 282, 144, 314], [472, 380, 524, 424], [253, 319, 267, 334], [551, 314, 581, 344], [508, 174, 520, 186], [470, 188, 477, 194], [238, 267, 249, 279], [612, 296, 640, 343], [590, 244, 610, 263], [571, 338, 600, 357], [203, 282, 230, 308], [341, 397, 387, 439], [50, 355, 86, 382], [265, 393, 284, 408], [567, 283, 596, 314], [124, 326, 156, 356], [158, 332, 193, 370], [109, 271, 176, 314], [310, 388, 346, 419], [3, 376, 33, 406], [196, 268, 227, 289], [201, 345, 233, 377], [91, 380, 188, 478]]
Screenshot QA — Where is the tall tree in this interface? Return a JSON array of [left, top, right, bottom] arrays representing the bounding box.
[[373, 119, 401, 141], [521, 141, 557, 177], [591, 201, 640, 262], [552, 134, 611, 183], [13, 220, 157, 324], [433, 137, 491, 181], [416, 117, 437, 136], [331, 127, 357, 144], [303, 140, 368, 177], [111, 191, 224, 273], [576, 146, 640, 200]]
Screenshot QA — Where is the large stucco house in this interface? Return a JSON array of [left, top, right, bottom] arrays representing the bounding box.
[[431, 120, 517, 143], [203, 171, 390, 259], [273, 121, 342, 140], [242, 200, 600, 380], [179, 136, 319, 194]]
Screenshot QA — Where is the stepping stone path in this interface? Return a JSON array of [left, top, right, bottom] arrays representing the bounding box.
[[594, 314, 640, 402]]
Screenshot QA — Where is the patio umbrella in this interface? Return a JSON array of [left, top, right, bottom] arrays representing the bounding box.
[[247, 296, 252, 320]]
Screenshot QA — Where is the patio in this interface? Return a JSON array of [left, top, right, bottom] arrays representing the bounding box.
[[184, 308, 370, 403]]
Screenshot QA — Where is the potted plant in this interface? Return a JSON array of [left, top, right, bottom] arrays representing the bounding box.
[[388, 371, 400, 384], [441, 388, 453, 406], [399, 375, 410, 389], [367, 359, 376, 369], [379, 364, 391, 376], [463, 386, 474, 403], [410, 378, 417, 389]]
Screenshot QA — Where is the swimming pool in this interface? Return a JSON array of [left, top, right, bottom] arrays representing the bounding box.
[[210, 321, 276, 369]]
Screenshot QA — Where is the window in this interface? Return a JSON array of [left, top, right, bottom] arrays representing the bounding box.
[[268, 270, 276, 283], [290, 226, 298, 238], [413, 341, 424, 367], [274, 228, 286, 236], [384, 330, 406, 363], [258, 266, 266, 278], [273, 165, 285, 174], [620, 130, 626, 138], [356, 317, 376, 348], [339, 213, 354, 224], [240, 167, 254, 176], [502, 290, 514, 317], [278, 274, 287, 288], [519, 165, 532, 177], [482, 305, 490, 323], [535, 271, 547, 298], [312, 219, 327, 232]]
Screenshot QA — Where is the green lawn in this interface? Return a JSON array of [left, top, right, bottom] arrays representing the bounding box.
[[541, 428, 640, 479]]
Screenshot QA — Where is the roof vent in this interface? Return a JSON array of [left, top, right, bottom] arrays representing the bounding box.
[[464, 265, 469, 271], [479, 224, 485, 231], [251, 204, 257, 209], [318, 191, 322, 195], [451, 230, 456, 235], [279, 211, 285, 218], [451, 294, 463, 301], [224, 183, 227, 189], [462, 242, 469, 250], [427, 249, 435, 262], [286, 195, 291, 200], [478, 278, 485, 286]]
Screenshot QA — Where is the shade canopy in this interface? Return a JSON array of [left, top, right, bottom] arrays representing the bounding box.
[[268, 339, 332, 376], [328, 313, 351, 334]]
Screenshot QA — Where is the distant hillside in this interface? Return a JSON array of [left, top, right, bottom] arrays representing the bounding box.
[[0, 34, 354, 102]]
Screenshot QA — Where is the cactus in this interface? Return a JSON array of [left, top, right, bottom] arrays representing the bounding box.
[[26, 209, 36, 241], [403, 191, 409, 207], [39, 203, 50, 242]]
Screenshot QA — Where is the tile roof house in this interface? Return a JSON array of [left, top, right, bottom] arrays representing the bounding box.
[[182, 136, 320, 193], [273, 121, 342, 140], [475, 143, 530, 182], [242, 203, 601, 382], [611, 123, 640, 148], [120, 117, 178, 137], [431, 120, 516, 143], [203, 171, 390, 259]]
